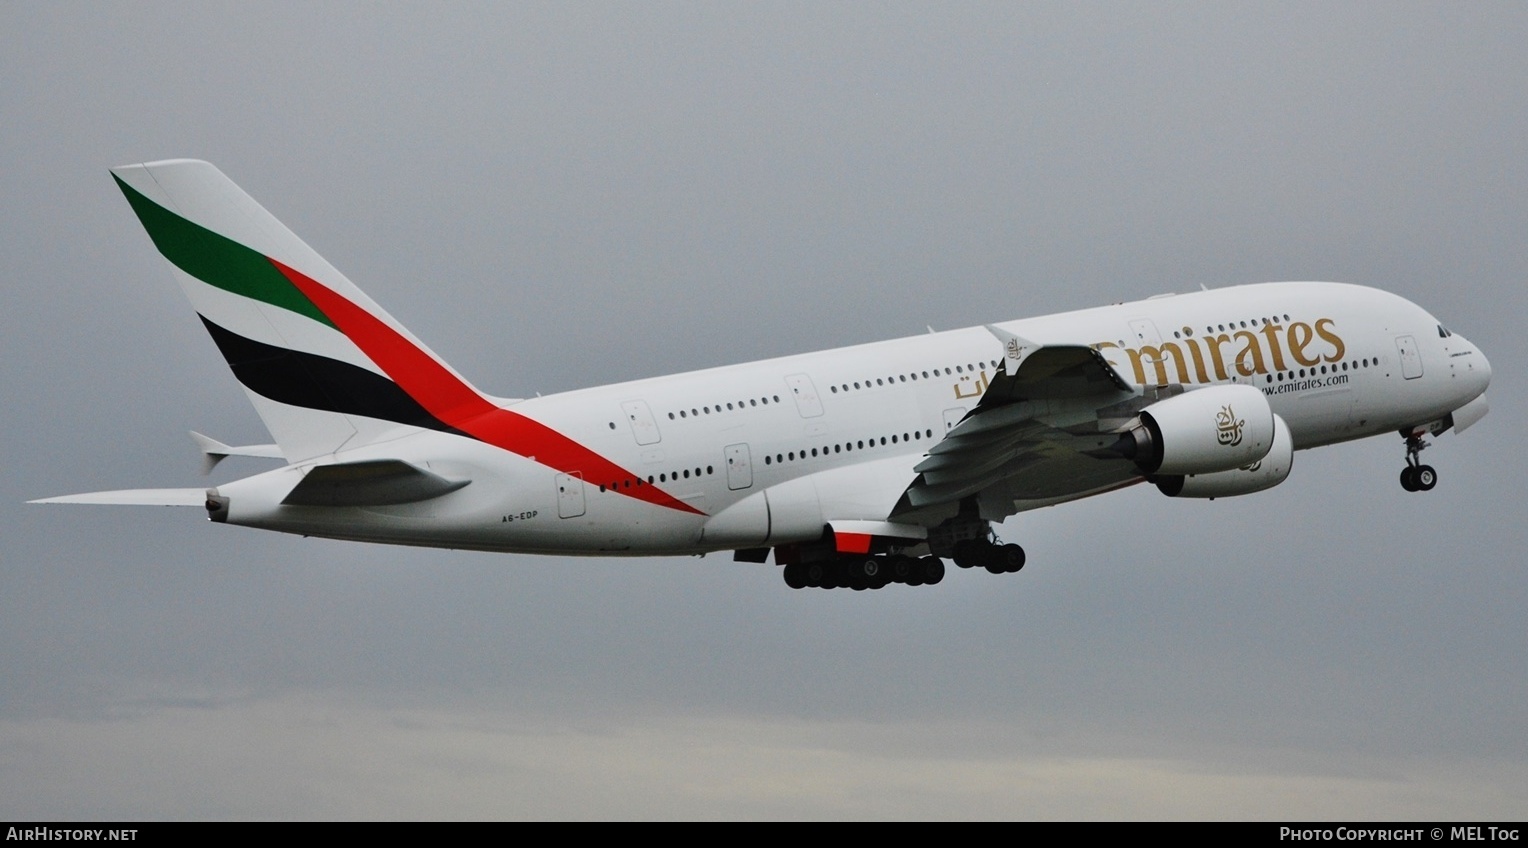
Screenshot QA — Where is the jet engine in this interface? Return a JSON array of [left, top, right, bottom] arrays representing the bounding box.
[[1154, 413, 1292, 497], [1113, 384, 1275, 476]]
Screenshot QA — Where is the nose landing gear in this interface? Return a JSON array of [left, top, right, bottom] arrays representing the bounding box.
[[1399, 432, 1437, 492]]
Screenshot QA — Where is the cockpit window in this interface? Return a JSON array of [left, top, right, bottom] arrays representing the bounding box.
[[1438, 324, 1453, 338]]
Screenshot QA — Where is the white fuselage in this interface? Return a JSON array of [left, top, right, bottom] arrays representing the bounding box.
[[215, 282, 1490, 555]]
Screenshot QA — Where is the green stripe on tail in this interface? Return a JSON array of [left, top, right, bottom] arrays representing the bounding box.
[[113, 175, 335, 329]]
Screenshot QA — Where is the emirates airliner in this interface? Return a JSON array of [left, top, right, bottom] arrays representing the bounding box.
[[34, 160, 1492, 590]]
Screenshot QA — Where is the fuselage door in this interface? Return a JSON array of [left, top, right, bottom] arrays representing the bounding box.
[[1127, 318, 1169, 386], [1395, 335, 1423, 379], [621, 400, 662, 445], [1128, 317, 1163, 347], [785, 373, 824, 418], [725, 443, 754, 490], [943, 407, 968, 433], [555, 472, 586, 518]]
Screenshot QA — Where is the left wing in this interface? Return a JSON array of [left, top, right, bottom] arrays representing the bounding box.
[[892, 327, 1144, 524]]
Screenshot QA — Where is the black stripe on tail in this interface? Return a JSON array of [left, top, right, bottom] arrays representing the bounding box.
[[198, 315, 467, 436]]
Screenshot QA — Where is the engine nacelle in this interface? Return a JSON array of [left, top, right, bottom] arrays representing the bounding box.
[[1155, 414, 1293, 497], [1115, 384, 1275, 475]]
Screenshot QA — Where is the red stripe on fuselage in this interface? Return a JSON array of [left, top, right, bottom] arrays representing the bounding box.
[[271, 259, 704, 516]]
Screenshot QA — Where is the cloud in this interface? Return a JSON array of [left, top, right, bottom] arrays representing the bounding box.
[[4, 692, 1522, 819]]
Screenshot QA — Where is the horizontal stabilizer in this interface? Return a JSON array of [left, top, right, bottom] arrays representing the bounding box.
[[190, 431, 284, 474], [281, 460, 469, 507], [30, 488, 209, 507]]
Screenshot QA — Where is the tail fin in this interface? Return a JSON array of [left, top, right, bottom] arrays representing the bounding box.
[[112, 159, 491, 462]]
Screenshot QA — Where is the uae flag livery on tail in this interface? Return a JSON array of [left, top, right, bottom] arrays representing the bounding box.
[[109, 160, 699, 515]]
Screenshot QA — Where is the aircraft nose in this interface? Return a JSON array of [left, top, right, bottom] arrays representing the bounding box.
[[1459, 335, 1491, 396]]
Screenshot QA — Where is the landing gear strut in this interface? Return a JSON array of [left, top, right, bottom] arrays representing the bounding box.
[[1399, 432, 1437, 492]]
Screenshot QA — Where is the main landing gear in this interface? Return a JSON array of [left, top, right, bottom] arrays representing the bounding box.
[[1399, 431, 1437, 493], [782, 554, 946, 590], [952, 539, 1026, 574], [778, 512, 1031, 590], [779, 540, 1031, 589]]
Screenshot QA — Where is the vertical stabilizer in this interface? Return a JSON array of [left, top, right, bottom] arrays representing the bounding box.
[[111, 159, 486, 461]]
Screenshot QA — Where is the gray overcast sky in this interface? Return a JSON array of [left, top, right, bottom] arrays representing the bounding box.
[[3, 2, 1525, 819]]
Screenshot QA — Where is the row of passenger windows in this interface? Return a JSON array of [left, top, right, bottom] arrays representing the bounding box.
[[667, 396, 782, 420], [1169, 314, 1295, 339], [659, 354, 1006, 423], [599, 465, 717, 493], [762, 429, 937, 465], [596, 427, 940, 494], [1265, 357, 1375, 382], [827, 359, 1002, 395]]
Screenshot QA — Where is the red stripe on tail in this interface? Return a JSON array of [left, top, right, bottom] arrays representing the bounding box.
[[271, 259, 704, 516]]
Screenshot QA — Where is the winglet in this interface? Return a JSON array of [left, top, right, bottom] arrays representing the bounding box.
[[984, 325, 1040, 374]]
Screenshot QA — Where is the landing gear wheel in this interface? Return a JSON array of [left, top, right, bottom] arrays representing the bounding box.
[[782, 563, 807, 589], [841, 557, 880, 591], [1400, 467, 1418, 492], [953, 539, 982, 569], [1001, 543, 1026, 573], [920, 557, 945, 585], [1415, 464, 1437, 491], [980, 544, 1025, 574]]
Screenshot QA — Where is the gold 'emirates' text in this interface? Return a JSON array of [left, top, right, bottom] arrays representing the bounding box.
[[1095, 319, 1346, 386]]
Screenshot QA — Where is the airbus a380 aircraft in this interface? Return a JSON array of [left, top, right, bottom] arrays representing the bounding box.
[[35, 160, 1492, 590]]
